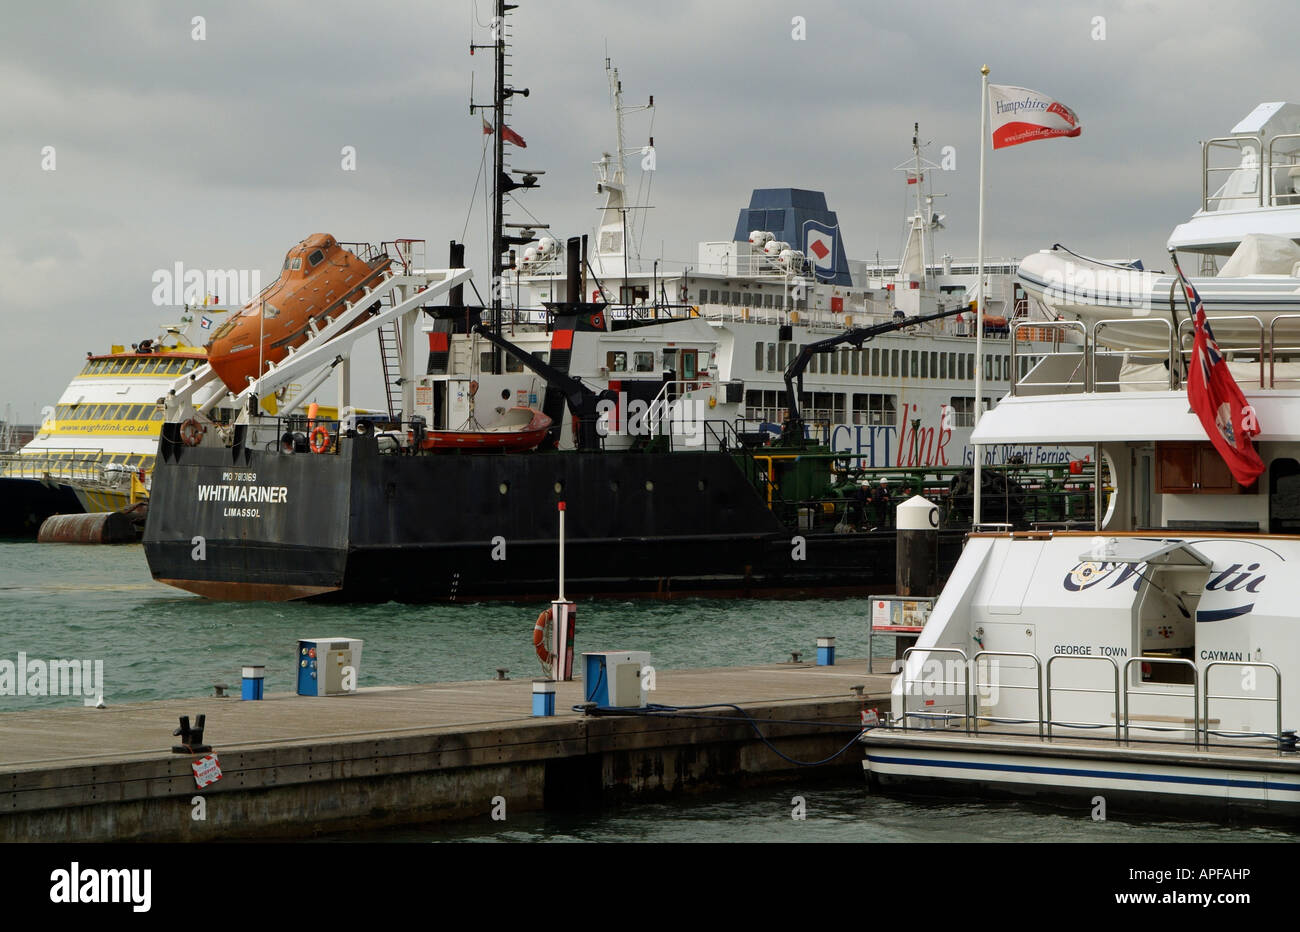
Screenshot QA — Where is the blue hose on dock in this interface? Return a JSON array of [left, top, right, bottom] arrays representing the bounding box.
[[573, 701, 875, 767]]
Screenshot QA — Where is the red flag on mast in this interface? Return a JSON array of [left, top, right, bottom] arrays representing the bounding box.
[[1172, 255, 1265, 487], [500, 124, 527, 148]]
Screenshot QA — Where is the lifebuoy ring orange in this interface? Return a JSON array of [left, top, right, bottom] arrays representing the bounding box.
[[180, 418, 205, 447], [309, 424, 331, 453], [532, 608, 554, 665]]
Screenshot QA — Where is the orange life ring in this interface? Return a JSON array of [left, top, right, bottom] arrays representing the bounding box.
[[180, 418, 205, 447], [532, 608, 554, 665], [309, 424, 331, 453]]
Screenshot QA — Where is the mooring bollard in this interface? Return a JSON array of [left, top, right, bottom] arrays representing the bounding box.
[[816, 636, 836, 666], [241, 666, 265, 701], [532, 679, 556, 717]]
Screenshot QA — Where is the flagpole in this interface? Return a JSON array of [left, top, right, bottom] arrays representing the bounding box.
[[973, 64, 988, 529]]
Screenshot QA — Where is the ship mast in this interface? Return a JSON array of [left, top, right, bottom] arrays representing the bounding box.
[[471, 1, 536, 372], [491, 0, 506, 372]]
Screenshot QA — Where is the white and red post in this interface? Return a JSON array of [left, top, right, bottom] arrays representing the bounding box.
[[552, 501, 576, 680]]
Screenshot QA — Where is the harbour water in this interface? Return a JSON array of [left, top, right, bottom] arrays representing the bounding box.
[[0, 541, 1287, 843]]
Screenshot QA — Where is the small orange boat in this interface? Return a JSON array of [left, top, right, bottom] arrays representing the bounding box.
[[420, 406, 552, 453], [206, 234, 392, 394]]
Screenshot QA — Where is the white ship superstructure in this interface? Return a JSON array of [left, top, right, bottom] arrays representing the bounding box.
[[499, 75, 1079, 469]]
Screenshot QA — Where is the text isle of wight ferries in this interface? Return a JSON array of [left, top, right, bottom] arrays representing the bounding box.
[[197, 471, 287, 518]]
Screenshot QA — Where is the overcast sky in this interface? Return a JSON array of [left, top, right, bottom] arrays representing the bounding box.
[[0, 0, 1291, 417]]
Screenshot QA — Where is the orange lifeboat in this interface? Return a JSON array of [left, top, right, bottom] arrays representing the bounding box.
[[206, 234, 392, 394]]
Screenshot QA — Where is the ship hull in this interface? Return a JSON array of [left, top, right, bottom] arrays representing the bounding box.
[[0, 477, 85, 539], [143, 437, 964, 602]]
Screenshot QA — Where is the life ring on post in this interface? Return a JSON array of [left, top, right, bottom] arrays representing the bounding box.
[[180, 418, 205, 447], [532, 608, 554, 665], [309, 424, 331, 454]]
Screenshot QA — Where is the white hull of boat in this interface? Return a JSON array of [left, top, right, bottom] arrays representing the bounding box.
[[862, 734, 1300, 814]]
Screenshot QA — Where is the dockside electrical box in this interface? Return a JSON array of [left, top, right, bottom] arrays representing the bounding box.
[[582, 651, 651, 708], [296, 637, 364, 696]]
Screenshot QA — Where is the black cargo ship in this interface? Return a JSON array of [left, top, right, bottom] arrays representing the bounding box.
[[145, 436, 967, 602], [140, 2, 1023, 603]]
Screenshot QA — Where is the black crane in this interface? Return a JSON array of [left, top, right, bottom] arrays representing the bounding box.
[[781, 304, 970, 444], [470, 323, 616, 451]]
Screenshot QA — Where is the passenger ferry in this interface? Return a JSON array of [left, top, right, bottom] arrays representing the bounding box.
[[0, 309, 225, 536]]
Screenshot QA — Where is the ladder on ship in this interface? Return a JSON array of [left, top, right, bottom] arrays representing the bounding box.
[[377, 322, 403, 417]]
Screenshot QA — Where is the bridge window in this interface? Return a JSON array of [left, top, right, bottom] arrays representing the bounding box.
[[606, 351, 628, 372], [308, 249, 324, 267], [755, 342, 764, 371], [633, 352, 653, 372]]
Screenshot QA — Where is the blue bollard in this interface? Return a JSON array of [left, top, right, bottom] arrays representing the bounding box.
[[816, 636, 836, 666], [532, 679, 556, 717], [241, 665, 265, 700]]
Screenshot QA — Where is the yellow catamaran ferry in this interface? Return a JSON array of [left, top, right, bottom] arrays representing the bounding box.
[[0, 308, 224, 535]]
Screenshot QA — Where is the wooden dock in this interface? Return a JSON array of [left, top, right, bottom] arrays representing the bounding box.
[[0, 661, 893, 841]]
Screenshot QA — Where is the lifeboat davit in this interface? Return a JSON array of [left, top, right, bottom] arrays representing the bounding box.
[[206, 234, 392, 394], [420, 406, 552, 453]]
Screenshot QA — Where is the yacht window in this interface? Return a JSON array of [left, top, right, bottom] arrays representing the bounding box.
[[634, 352, 654, 372], [151, 407, 164, 421], [127, 405, 144, 420]]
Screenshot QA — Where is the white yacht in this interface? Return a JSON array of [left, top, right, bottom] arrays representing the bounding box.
[[861, 313, 1300, 820]]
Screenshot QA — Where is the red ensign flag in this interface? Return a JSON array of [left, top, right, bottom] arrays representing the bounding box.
[[1173, 256, 1265, 487]]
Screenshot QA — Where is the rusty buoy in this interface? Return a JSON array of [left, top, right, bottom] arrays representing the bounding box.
[[37, 511, 138, 544]]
